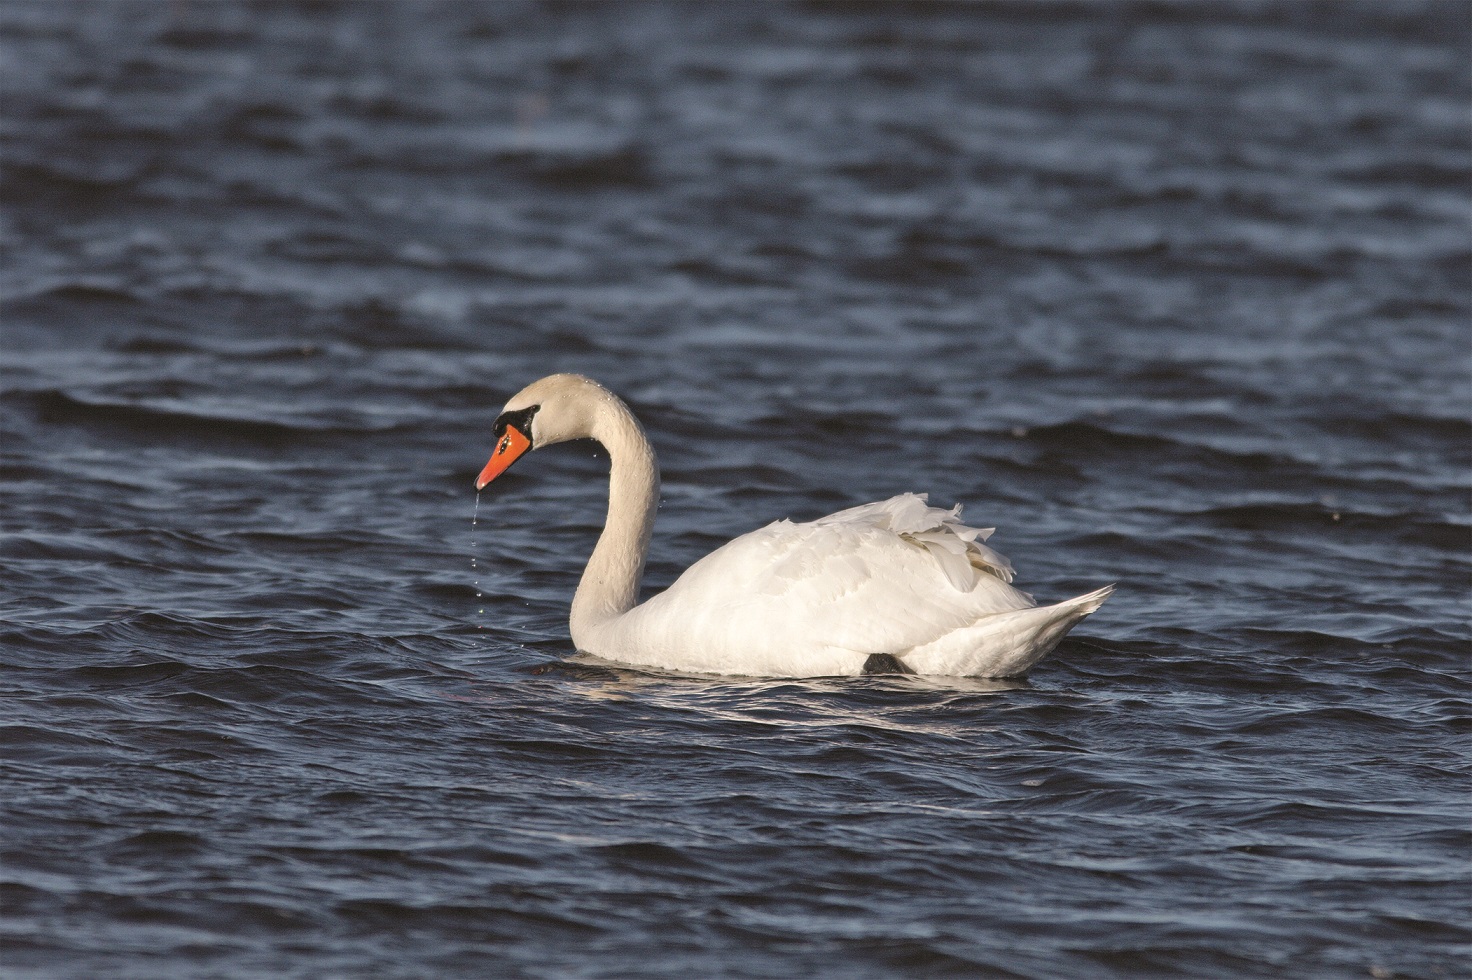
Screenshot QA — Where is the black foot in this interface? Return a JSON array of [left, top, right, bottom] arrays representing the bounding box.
[[862, 653, 913, 675]]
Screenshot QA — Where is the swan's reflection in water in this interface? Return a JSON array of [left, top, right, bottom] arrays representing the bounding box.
[[530, 654, 1028, 691], [519, 654, 1030, 741]]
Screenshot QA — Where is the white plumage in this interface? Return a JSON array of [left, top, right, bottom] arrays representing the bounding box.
[[476, 374, 1111, 678]]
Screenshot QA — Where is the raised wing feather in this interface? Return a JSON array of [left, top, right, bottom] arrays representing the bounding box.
[[812, 492, 1017, 586]]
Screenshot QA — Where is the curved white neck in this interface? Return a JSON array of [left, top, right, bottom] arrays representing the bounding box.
[[568, 396, 659, 648]]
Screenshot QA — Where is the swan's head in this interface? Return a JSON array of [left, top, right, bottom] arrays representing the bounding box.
[[475, 374, 617, 490]]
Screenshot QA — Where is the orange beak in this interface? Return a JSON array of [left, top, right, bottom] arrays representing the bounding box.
[[475, 424, 531, 489]]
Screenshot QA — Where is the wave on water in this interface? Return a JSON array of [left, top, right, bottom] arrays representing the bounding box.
[[1, 1, 1468, 977]]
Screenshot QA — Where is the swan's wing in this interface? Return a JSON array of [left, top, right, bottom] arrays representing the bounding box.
[[810, 492, 1017, 587], [641, 493, 1036, 658]]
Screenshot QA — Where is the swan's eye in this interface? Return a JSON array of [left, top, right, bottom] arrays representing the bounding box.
[[490, 405, 539, 453]]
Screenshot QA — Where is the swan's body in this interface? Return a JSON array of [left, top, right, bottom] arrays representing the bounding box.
[[476, 374, 1111, 677]]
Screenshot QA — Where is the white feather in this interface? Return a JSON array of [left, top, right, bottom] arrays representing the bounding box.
[[481, 375, 1111, 678]]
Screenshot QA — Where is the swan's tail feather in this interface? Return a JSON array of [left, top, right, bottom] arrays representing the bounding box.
[[1068, 584, 1115, 616], [902, 584, 1114, 677]]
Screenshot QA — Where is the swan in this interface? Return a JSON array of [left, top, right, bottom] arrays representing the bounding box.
[[475, 374, 1111, 677]]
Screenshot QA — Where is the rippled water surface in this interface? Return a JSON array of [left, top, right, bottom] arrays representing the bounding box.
[[3, 2, 1469, 977]]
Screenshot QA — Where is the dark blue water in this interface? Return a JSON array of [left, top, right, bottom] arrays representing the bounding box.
[[3, 2, 1469, 976]]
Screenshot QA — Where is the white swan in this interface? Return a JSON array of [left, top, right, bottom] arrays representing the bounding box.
[[476, 374, 1111, 677]]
